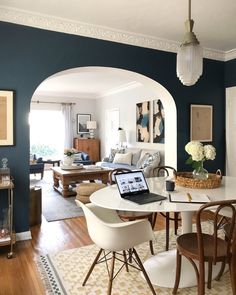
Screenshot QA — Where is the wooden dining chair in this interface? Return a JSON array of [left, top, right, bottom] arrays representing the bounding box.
[[153, 165, 180, 251], [173, 200, 236, 295], [108, 168, 155, 255]]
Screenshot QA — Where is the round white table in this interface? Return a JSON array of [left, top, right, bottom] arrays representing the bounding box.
[[90, 176, 236, 288]]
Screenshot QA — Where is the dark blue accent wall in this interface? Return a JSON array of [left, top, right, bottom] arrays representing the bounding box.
[[0, 21, 226, 233], [225, 59, 236, 87]]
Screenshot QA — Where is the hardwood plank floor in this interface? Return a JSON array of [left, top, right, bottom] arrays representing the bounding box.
[[0, 213, 167, 295]]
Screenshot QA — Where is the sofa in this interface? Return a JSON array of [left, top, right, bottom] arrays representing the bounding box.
[[73, 151, 92, 165], [96, 147, 164, 178]]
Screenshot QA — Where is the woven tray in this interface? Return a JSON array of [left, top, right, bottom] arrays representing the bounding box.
[[175, 170, 222, 189]]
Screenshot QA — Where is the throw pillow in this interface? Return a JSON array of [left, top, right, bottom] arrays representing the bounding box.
[[136, 153, 150, 169], [131, 150, 142, 166], [113, 152, 132, 165], [142, 152, 161, 168], [108, 148, 125, 162], [74, 153, 83, 161]]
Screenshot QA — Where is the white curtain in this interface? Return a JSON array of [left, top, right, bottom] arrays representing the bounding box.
[[61, 103, 73, 149]]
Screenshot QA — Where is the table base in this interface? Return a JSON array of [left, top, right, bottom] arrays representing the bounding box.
[[143, 249, 224, 288]]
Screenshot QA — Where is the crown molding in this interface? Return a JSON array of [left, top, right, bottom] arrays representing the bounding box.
[[225, 49, 236, 62], [0, 6, 233, 62]]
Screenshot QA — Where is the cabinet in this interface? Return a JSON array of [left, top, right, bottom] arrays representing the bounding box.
[[74, 138, 100, 163], [0, 178, 15, 258]]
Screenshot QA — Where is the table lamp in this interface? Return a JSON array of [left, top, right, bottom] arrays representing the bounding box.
[[87, 121, 97, 139], [118, 129, 127, 148]]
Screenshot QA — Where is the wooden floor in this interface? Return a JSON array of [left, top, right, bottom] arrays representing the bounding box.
[[0, 213, 167, 295]]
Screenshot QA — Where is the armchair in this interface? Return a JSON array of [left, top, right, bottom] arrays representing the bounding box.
[[29, 156, 44, 179]]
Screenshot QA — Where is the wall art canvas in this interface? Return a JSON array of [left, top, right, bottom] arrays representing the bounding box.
[[0, 90, 14, 146], [77, 114, 91, 134], [153, 99, 165, 143], [190, 104, 213, 142], [136, 101, 150, 142]]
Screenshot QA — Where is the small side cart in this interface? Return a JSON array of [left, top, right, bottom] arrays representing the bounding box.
[[0, 177, 15, 258]]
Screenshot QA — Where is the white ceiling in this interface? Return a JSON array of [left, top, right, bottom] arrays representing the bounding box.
[[1, 0, 235, 98]]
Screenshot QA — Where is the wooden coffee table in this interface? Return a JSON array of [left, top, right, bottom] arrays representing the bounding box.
[[51, 166, 110, 197]]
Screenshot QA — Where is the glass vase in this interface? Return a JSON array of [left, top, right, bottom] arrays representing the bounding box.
[[193, 161, 208, 180]]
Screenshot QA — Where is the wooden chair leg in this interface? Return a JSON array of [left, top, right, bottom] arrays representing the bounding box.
[[123, 250, 129, 272], [83, 248, 103, 286], [149, 240, 154, 255], [132, 248, 156, 295], [173, 249, 181, 294], [107, 252, 116, 295], [166, 212, 170, 251], [207, 261, 213, 289], [215, 260, 226, 281], [174, 212, 179, 235], [198, 260, 205, 295]]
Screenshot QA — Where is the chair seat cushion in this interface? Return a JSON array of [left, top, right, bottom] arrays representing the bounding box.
[[177, 233, 228, 260]]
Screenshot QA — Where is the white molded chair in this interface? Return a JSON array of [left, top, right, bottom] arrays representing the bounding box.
[[76, 200, 157, 295]]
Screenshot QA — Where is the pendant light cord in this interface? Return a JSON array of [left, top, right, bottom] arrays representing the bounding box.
[[188, 0, 191, 20]]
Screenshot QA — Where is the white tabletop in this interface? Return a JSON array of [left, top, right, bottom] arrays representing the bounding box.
[[90, 176, 236, 214], [90, 176, 236, 288]]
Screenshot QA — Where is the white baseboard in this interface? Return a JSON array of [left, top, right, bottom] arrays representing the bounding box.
[[16, 231, 32, 241]]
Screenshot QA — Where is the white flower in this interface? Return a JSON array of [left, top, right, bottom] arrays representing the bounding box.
[[185, 141, 216, 164], [204, 145, 216, 160], [185, 141, 205, 161]]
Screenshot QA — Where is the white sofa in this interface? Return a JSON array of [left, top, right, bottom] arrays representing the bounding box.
[[96, 147, 164, 178]]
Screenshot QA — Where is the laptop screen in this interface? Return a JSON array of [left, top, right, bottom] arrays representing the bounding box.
[[114, 170, 149, 197]]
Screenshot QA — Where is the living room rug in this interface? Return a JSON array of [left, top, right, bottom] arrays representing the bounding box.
[[36, 228, 233, 295], [30, 171, 84, 222]]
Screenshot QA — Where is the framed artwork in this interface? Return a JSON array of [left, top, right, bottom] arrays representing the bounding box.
[[190, 104, 213, 142], [136, 101, 150, 142], [0, 90, 14, 146], [77, 114, 91, 134], [153, 99, 165, 143]]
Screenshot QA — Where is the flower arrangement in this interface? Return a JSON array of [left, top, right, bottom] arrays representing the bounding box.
[[64, 148, 77, 157], [185, 141, 216, 170]]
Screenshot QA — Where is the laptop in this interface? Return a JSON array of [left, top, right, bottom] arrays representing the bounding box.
[[114, 170, 166, 205]]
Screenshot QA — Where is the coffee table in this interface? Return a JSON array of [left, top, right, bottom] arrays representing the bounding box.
[[51, 166, 110, 197]]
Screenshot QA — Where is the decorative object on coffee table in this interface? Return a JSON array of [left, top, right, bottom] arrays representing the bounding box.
[[63, 148, 77, 167]]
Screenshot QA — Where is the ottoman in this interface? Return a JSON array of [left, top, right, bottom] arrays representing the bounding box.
[[76, 183, 106, 204]]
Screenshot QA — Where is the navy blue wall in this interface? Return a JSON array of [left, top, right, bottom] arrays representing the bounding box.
[[225, 59, 236, 87], [0, 21, 225, 233]]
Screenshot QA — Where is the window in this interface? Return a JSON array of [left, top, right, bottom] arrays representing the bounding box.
[[29, 110, 64, 159]]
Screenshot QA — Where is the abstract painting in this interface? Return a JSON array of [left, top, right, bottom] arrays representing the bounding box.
[[136, 101, 150, 142], [153, 99, 165, 143]]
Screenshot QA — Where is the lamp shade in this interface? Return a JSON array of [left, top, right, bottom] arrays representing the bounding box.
[[177, 42, 203, 86], [118, 129, 127, 143], [86, 121, 97, 130]]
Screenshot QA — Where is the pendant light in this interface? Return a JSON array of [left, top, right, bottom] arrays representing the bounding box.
[[176, 0, 203, 86]]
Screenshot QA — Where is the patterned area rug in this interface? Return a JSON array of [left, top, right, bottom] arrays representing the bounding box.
[[36, 227, 233, 295]]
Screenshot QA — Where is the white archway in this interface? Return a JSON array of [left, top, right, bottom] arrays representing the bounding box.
[[32, 66, 177, 168]]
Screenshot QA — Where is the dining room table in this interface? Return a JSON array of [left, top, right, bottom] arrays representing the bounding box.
[[90, 175, 236, 289]]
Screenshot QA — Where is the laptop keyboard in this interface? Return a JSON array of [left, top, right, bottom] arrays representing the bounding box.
[[125, 193, 166, 204]]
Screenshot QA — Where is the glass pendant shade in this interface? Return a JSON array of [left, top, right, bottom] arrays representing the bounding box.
[[176, 0, 203, 86], [177, 42, 203, 86]]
